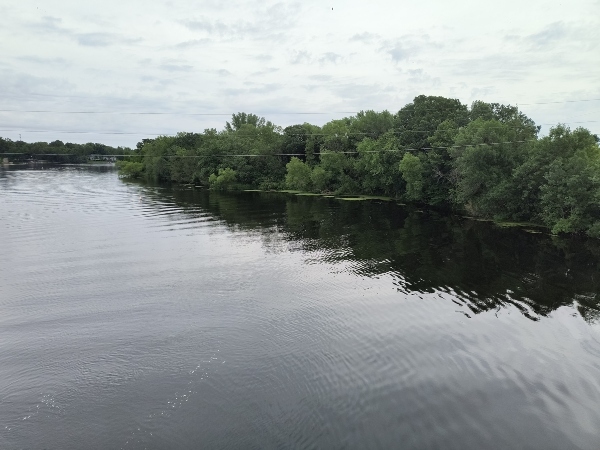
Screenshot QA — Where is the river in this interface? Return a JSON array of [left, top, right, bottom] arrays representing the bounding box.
[[1, 164, 599, 449]]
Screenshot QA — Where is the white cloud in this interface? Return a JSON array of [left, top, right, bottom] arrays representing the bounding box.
[[0, 0, 598, 146]]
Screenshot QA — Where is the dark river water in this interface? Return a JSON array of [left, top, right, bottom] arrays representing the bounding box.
[[1, 164, 600, 450]]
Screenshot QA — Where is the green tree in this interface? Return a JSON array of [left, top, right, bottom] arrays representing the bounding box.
[[225, 112, 275, 132], [449, 118, 536, 218], [531, 126, 600, 236], [349, 110, 394, 139], [311, 166, 329, 192], [512, 125, 598, 222], [470, 101, 540, 137], [281, 123, 321, 164], [354, 133, 404, 196], [116, 161, 144, 178], [399, 152, 425, 201], [321, 119, 353, 153], [285, 157, 312, 191], [394, 95, 469, 150], [316, 151, 358, 194], [209, 168, 237, 190]]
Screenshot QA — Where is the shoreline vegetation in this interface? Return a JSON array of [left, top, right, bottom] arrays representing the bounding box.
[[0, 140, 132, 164], [2, 95, 600, 238]]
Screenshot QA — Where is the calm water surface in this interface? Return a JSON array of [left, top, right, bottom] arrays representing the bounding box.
[[1, 165, 600, 449]]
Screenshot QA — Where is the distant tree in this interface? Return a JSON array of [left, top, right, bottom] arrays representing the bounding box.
[[49, 140, 64, 147], [225, 113, 274, 132], [0, 137, 13, 154]]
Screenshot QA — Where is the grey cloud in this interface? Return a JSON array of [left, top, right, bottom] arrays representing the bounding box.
[[173, 38, 212, 49], [330, 82, 399, 107], [31, 16, 70, 35], [387, 44, 410, 62], [217, 69, 232, 76], [182, 17, 276, 42], [250, 67, 279, 76], [505, 21, 598, 52], [0, 69, 75, 99], [221, 82, 282, 96], [470, 87, 497, 99], [319, 52, 342, 64], [406, 69, 441, 86], [300, 84, 321, 92], [291, 50, 344, 66], [308, 75, 331, 81], [290, 51, 312, 65], [159, 64, 194, 72], [181, 3, 300, 42], [253, 54, 273, 62], [444, 47, 590, 92], [380, 34, 441, 63], [184, 18, 231, 35], [527, 22, 567, 49], [17, 56, 69, 66], [76, 32, 139, 47], [28, 17, 140, 48], [243, 82, 282, 94], [350, 32, 380, 44], [450, 53, 531, 79]]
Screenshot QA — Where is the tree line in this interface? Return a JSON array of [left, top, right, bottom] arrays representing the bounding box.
[[0, 138, 132, 163], [118, 95, 600, 237], [3, 95, 598, 238]]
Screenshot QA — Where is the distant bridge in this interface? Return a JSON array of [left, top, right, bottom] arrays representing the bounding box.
[[88, 154, 117, 162]]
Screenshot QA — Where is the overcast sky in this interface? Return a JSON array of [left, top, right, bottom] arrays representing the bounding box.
[[1, 0, 599, 147]]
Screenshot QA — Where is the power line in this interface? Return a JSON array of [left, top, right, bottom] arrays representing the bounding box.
[[0, 121, 597, 138], [1, 97, 600, 116], [0, 139, 535, 159], [519, 98, 600, 105], [0, 129, 164, 136], [3, 92, 600, 107], [0, 109, 353, 116]]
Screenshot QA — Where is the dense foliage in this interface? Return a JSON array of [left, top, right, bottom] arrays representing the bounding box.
[[115, 97, 600, 237]]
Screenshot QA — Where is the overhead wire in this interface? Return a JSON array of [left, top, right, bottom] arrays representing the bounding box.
[[1, 96, 597, 144], [518, 98, 600, 105], [0, 95, 599, 113], [1, 138, 537, 159], [0, 121, 597, 138], [0, 109, 352, 116]]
